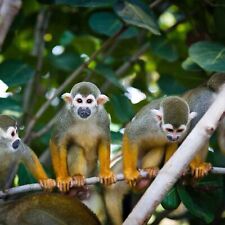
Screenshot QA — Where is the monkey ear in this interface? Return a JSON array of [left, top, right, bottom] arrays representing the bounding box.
[[97, 94, 109, 105], [189, 111, 197, 121], [151, 109, 163, 122], [61, 93, 73, 104]]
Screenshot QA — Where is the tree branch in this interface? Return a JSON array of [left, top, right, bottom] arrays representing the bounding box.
[[123, 84, 225, 225], [23, 26, 127, 142], [0, 167, 225, 199], [0, 0, 22, 50]]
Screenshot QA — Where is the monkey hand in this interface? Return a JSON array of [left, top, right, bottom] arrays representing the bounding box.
[[99, 170, 116, 185], [190, 162, 212, 179], [124, 169, 140, 187], [72, 174, 85, 187], [56, 176, 73, 192], [39, 178, 56, 191], [143, 167, 159, 178]]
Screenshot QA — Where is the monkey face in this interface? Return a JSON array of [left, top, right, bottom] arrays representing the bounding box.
[[62, 91, 109, 120], [161, 124, 187, 142], [0, 125, 21, 150]]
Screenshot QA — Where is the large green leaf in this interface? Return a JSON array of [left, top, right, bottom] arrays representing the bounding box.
[[89, 12, 138, 39], [182, 57, 203, 72], [37, 0, 116, 7], [177, 175, 224, 223], [161, 186, 181, 210], [0, 98, 22, 113], [48, 51, 82, 72], [150, 36, 178, 62], [114, 0, 160, 35], [189, 41, 225, 72], [0, 60, 35, 86], [95, 64, 124, 90]]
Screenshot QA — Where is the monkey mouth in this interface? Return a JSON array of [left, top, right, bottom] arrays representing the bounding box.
[[78, 107, 91, 119], [167, 136, 179, 142]]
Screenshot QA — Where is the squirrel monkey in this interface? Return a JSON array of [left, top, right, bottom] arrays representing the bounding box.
[[0, 115, 55, 191], [0, 193, 101, 225], [50, 82, 116, 193], [182, 72, 225, 178], [122, 96, 197, 186]]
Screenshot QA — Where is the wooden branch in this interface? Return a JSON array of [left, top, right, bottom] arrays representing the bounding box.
[[123, 84, 225, 225], [0, 166, 225, 199], [0, 0, 22, 50], [23, 26, 127, 142]]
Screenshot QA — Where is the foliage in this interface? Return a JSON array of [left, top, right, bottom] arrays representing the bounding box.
[[1, 0, 225, 224]]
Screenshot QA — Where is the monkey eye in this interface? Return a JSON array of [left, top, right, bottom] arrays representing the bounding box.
[[11, 131, 15, 137], [86, 99, 93, 104], [166, 128, 173, 132], [177, 128, 184, 133], [77, 98, 83, 103]]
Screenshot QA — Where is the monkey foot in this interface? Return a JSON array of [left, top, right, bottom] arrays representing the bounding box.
[[124, 169, 140, 187], [56, 176, 73, 192], [190, 163, 212, 179], [39, 178, 56, 191], [143, 167, 159, 178], [99, 170, 116, 185], [72, 174, 85, 187]]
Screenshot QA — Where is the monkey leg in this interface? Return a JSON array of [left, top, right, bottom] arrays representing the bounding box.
[[67, 146, 87, 187], [104, 158, 129, 225], [135, 147, 164, 190], [122, 134, 140, 187], [98, 140, 116, 186], [50, 140, 72, 192], [189, 143, 212, 179]]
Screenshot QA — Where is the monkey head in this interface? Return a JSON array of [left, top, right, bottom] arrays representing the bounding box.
[[61, 82, 109, 119], [0, 115, 21, 150], [151, 97, 197, 142]]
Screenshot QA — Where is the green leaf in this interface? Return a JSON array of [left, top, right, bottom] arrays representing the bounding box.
[[48, 51, 82, 72], [95, 64, 124, 90], [182, 57, 203, 72], [177, 175, 224, 223], [111, 131, 122, 144], [161, 186, 181, 210], [189, 41, 225, 72], [110, 94, 134, 123], [150, 36, 178, 62], [37, 0, 116, 7], [114, 0, 160, 35], [0, 98, 22, 113], [89, 12, 138, 39], [0, 60, 35, 86]]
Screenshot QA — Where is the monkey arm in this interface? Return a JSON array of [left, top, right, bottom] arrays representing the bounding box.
[[49, 139, 72, 192], [98, 139, 116, 185], [122, 134, 139, 186], [164, 143, 178, 162], [21, 144, 55, 190]]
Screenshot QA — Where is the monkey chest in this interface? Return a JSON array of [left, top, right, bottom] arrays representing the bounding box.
[[141, 132, 168, 148]]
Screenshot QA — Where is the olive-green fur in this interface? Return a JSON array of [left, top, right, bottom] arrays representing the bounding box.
[[0, 115, 17, 131], [71, 82, 100, 98], [162, 97, 189, 128], [207, 73, 225, 92]]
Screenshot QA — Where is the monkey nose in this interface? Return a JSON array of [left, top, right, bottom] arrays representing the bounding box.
[[78, 107, 91, 118], [12, 139, 20, 149], [167, 135, 178, 142]]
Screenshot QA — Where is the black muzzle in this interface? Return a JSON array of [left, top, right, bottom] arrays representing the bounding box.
[[12, 139, 20, 149], [78, 107, 91, 119]]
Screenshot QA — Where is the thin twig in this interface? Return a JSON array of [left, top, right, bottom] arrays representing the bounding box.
[[23, 8, 51, 126], [0, 167, 225, 199], [23, 26, 127, 142], [0, 0, 22, 50], [149, 0, 163, 8]]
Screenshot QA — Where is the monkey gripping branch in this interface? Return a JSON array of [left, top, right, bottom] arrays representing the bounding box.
[[123, 84, 225, 225]]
